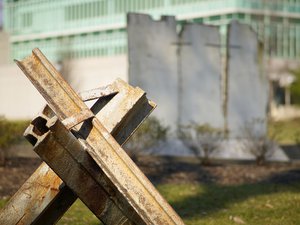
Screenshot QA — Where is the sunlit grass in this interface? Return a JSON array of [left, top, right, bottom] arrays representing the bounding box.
[[0, 198, 8, 208], [57, 200, 99, 225], [1, 182, 300, 225], [0, 120, 299, 224], [269, 118, 300, 144], [159, 182, 300, 225]]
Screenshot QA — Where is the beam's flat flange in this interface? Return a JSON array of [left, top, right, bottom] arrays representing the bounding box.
[[15, 48, 184, 225], [0, 79, 155, 225]]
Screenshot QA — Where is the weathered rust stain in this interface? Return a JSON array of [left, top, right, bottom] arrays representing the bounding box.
[[9, 48, 185, 225], [0, 163, 64, 225]]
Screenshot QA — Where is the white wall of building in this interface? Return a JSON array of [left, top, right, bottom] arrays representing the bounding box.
[[0, 54, 128, 119], [0, 64, 45, 119]]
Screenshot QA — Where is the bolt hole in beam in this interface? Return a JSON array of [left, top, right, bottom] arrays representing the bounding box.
[[24, 88, 118, 146], [31, 116, 50, 135], [24, 116, 50, 146]]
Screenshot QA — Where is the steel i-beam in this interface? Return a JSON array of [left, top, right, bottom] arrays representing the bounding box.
[[16, 48, 184, 224], [0, 79, 155, 225]]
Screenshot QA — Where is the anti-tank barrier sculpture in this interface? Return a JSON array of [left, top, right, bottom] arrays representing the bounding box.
[[0, 48, 185, 225]]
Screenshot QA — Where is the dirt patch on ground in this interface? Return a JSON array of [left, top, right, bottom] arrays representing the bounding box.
[[137, 156, 300, 185], [0, 158, 42, 199], [0, 156, 300, 199]]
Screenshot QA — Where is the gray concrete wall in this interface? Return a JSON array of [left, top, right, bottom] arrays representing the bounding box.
[[128, 13, 179, 132], [128, 14, 269, 136], [128, 14, 225, 132], [180, 24, 223, 129], [227, 21, 268, 137]]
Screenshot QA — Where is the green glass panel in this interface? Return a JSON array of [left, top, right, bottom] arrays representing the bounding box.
[[3, 0, 300, 60]]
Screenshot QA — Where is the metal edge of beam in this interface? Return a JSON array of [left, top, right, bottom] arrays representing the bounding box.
[[25, 115, 138, 225], [15, 48, 184, 225], [0, 79, 155, 225]]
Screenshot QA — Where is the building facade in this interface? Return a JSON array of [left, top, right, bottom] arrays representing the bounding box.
[[3, 0, 300, 63], [1, 0, 300, 120]]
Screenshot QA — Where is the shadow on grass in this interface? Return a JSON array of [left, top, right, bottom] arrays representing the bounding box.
[[160, 167, 300, 221], [281, 144, 300, 161]]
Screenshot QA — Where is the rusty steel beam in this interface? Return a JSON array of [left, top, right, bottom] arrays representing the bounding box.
[[25, 116, 141, 224], [0, 79, 155, 225], [78, 84, 118, 102], [16, 48, 185, 224], [0, 162, 73, 225], [21, 86, 168, 224]]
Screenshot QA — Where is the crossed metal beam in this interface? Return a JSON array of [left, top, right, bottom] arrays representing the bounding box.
[[0, 49, 184, 225]]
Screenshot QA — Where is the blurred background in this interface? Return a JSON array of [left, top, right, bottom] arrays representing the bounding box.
[[0, 0, 300, 119], [1, 1, 300, 225]]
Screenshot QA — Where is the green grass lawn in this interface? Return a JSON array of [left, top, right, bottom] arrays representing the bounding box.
[[1, 119, 300, 224], [159, 182, 300, 225], [2, 182, 299, 225], [269, 118, 300, 144]]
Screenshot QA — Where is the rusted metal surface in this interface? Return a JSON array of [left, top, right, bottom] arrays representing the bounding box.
[[62, 108, 94, 130], [25, 116, 139, 224], [31, 182, 77, 225], [16, 48, 185, 224], [79, 85, 118, 102], [0, 163, 67, 225], [0, 79, 155, 225]]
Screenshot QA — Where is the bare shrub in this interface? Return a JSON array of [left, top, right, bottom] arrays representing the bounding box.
[[241, 120, 277, 166], [124, 117, 168, 162], [179, 123, 223, 165]]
